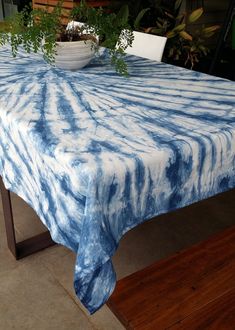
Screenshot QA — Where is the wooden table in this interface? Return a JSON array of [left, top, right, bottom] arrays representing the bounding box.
[[0, 177, 55, 259], [0, 45, 234, 314]]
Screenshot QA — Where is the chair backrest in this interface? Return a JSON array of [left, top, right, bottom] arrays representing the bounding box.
[[67, 21, 87, 33], [124, 31, 167, 62], [66, 21, 99, 41]]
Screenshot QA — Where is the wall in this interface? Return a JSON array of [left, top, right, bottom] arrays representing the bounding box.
[[0, 0, 18, 19], [0, 0, 3, 20]]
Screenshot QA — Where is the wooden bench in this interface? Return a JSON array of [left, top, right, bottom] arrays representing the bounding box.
[[107, 225, 235, 329]]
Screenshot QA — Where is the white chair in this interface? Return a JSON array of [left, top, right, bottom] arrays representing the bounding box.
[[124, 31, 167, 62], [66, 21, 87, 33], [66, 21, 99, 41]]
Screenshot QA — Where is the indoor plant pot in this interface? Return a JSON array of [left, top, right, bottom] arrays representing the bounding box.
[[55, 39, 96, 70]]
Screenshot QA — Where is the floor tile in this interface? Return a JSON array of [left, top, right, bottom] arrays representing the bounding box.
[[38, 249, 125, 330], [0, 261, 94, 330]]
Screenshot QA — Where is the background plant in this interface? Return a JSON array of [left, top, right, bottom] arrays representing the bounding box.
[[114, 0, 220, 69], [141, 1, 220, 69]]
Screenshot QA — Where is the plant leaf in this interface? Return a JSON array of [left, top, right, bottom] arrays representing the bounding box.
[[202, 25, 220, 33], [173, 23, 186, 32], [190, 45, 196, 52], [149, 28, 163, 35], [116, 5, 129, 25], [144, 27, 154, 33], [165, 12, 175, 19], [188, 8, 203, 23], [166, 30, 176, 38], [134, 8, 150, 30], [179, 30, 192, 40], [203, 32, 215, 38], [175, 0, 182, 11], [176, 14, 185, 21], [198, 45, 208, 55]]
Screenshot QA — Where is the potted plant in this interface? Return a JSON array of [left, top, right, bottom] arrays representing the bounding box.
[[0, 0, 133, 75]]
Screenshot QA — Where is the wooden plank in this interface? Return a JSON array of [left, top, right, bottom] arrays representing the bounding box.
[[33, 4, 71, 17], [107, 225, 235, 330], [168, 289, 235, 330], [16, 231, 56, 259], [86, 1, 112, 6], [0, 177, 56, 260], [0, 177, 17, 257], [32, 0, 114, 22], [33, 0, 74, 9], [33, 0, 113, 10]]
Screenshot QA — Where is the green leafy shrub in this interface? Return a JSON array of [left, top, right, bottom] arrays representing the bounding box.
[[142, 2, 220, 69], [115, 0, 220, 69]]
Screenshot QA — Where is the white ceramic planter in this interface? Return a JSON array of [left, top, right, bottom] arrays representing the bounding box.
[[55, 39, 96, 70]]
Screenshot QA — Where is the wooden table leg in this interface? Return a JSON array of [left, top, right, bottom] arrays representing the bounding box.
[[0, 177, 56, 260]]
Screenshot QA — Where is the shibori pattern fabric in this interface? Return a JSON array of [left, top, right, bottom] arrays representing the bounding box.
[[0, 45, 235, 313]]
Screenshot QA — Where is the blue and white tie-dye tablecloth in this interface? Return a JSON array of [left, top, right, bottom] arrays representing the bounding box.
[[0, 46, 235, 313]]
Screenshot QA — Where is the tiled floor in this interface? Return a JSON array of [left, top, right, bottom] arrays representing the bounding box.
[[0, 189, 235, 330]]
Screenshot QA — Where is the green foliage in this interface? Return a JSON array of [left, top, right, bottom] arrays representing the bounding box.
[[134, 8, 150, 30], [0, 4, 62, 62], [71, 0, 134, 75], [162, 6, 220, 69], [121, 0, 220, 69], [0, 0, 134, 75], [188, 8, 203, 23]]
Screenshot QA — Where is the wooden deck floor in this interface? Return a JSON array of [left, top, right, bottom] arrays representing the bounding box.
[[107, 224, 235, 329]]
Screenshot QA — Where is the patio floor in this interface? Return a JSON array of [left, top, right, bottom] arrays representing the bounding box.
[[0, 189, 235, 329]]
